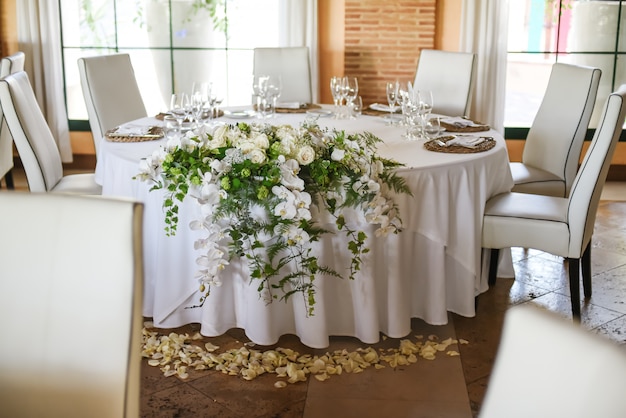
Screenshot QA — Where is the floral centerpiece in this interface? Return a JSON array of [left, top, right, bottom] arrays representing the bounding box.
[[136, 121, 411, 315]]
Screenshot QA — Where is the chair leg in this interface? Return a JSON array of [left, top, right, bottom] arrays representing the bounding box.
[[4, 170, 14, 190], [5, 170, 14, 190], [582, 243, 592, 298], [488, 248, 499, 286], [568, 257, 581, 320]]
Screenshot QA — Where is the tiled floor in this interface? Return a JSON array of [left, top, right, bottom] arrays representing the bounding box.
[[4, 167, 626, 417]]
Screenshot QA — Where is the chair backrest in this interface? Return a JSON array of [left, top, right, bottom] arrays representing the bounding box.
[[480, 305, 626, 418], [0, 71, 64, 191], [0, 192, 144, 418], [0, 51, 25, 179], [78, 53, 147, 157], [413, 49, 476, 117], [567, 87, 626, 258], [523, 63, 601, 195], [253, 47, 312, 104]]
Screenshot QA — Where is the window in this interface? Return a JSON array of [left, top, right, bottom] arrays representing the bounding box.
[[505, 0, 626, 136], [59, 0, 280, 128]]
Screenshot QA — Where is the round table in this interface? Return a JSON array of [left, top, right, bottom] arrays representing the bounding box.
[[95, 108, 514, 348]]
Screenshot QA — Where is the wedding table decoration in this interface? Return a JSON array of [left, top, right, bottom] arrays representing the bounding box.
[[136, 121, 411, 316]]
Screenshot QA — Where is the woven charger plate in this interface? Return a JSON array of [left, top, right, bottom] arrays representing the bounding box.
[[361, 108, 401, 117], [424, 135, 496, 154], [440, 120, 490, 133], [252, 103, 322, 114], [105, 126, 164, 143], [155, 110, 225, 121]]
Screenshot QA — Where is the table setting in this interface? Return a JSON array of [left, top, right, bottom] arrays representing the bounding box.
[[95, 78, 514, 348]]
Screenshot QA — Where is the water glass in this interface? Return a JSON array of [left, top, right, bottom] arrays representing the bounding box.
[[423, 116, 442, 140]]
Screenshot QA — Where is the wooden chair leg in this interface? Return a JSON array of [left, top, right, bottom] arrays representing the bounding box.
[[568, 257, 581, 321], [582, 243, 592, 298], [488, 248, 499, 287]]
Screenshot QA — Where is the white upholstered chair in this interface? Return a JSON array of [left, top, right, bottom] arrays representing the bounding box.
[[0, 71, 101, 194], [510, 63, 601, 197], [253, 47, 312, 104], [0, 51, 25, 189], [413, 49, 476, 117], [0, 191, 144, 418], [78, 53, 147, 157], [480, 305, 626, 418], [482, 88, 626, 319]]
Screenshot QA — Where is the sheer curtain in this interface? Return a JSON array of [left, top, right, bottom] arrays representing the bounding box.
[[16, 0, 72, 162], [460, 0, 509, 135], [278, 0, 319, 103]]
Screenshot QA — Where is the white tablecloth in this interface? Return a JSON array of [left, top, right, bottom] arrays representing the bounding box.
[[95, 109, 514, 348]]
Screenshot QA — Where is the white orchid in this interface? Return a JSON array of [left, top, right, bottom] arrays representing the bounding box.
[[138, 121, 409, 315]]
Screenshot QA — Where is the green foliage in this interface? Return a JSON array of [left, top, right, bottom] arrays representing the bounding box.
[[138, 122, 412, 316]]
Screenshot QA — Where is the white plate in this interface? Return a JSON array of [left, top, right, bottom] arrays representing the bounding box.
[[224, 110, 256, 119], [306, 109, 333, 117]]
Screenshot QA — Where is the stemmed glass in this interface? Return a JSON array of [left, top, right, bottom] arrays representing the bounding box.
[[207, 83, 223, 122], [342, 76, 358, 119], [330, 76, 343, 117], [385, 80, 399, 125], [170, 92, 190, 133], [419, 90, 433, 117], [266, 75, 282, 118], [253, 75, 270, 118], [191, 82, 209, 127]]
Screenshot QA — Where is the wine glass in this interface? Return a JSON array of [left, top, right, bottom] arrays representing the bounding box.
[[266, 75, 282, 117], [191, 82, 209, 126], [400, 93, 421, 140], [170, 92, 190, 132], [253, 75, 271, 118], [419, 90, 434, 116], [207, 83, 224, 121], [330, 76, 343, 117], [385, 80, 399, 125], [342, 76, 359, 119]]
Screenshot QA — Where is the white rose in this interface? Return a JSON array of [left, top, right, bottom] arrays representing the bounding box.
[[238, 141, 255, 154], [296, 145, 315, 165], [252, 133, 270, 149], [331, 148, 346, 161], [209, 125, 229, 149], [248, 149, 267, 164]]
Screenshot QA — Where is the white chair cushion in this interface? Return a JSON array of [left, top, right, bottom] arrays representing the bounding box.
[[483, 192, 570, 256], [509, 161, 566, 197], [52, 173, 102, 195]]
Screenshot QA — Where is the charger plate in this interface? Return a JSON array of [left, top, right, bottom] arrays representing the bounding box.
[[440, 119, 490, 133], [105, 126, 164, 143], [252, 103, 322, 114], [424, 135, 496, 153]]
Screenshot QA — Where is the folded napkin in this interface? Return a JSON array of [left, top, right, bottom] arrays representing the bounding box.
[[276, 102, 303, 109], [446, 134, 488, 148], [108, 125, 161, 138], [369, 103, 401, 113], [441, 116, 481, 128]]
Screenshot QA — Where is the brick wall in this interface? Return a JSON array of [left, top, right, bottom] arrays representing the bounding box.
[[344, 0, 436, 106]]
